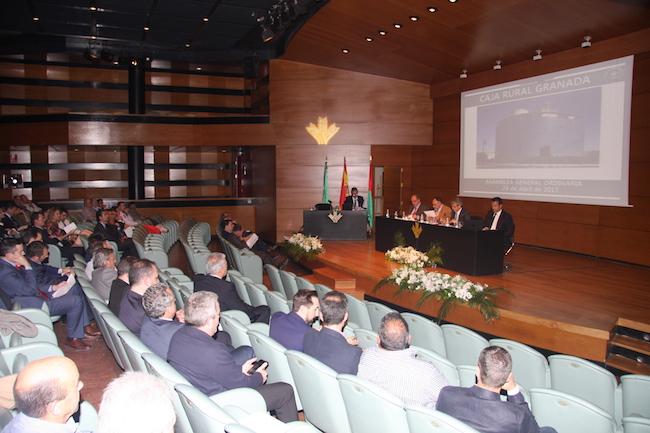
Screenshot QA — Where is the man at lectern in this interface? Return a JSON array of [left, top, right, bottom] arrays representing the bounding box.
[[342, 187, 364, 211], [482, 197, 515, 253]]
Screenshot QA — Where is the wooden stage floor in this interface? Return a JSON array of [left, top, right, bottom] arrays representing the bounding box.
[[305, 240, 650, 363]]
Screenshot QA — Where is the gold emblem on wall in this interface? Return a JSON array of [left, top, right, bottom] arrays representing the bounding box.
[[306, 116, 340, 145], [411, 222, 423, 239]]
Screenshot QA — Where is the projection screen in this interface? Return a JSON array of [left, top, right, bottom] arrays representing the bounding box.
[[460, 56, 633, 206]]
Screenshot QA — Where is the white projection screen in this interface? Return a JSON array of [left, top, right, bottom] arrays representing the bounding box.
[[460, 56, 633, 206]]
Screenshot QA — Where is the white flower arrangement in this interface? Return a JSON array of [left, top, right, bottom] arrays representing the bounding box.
[[282, 233, 324, 261], [385, 246, 432, 269], [377, 265, 504, 323]]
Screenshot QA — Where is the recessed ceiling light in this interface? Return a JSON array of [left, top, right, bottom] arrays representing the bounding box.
[[202, 17, 209, 22], [409, 16, 419, 22], [460, 69, 468, 79], [144, 26, 150, 31], [493, 60, 502, 70], [341, 48, 349, 54], [365, 37, 373, 42], [32, 16, 39, 21], [448, 0, 458, 3], [145, 57, 150, 61], [185, 43, 191, 48], [113, 61, 119, 65], [427, 6, 437, 13], [89, 6, 97, 11], [393, 23, 402, 29], [196, 67, 202, 71], [378, 30, 387, 36], [90, 35, 96, 39]]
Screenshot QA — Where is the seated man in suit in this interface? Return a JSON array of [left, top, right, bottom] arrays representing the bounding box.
[[269, 289, 319, 351], [90, 247, 117, 300], [358, 313, 447, 409], [2, 356, 84, 433], [482, 197, 515, 254], [118, 258, 159, 335], [194, 252, 271, 324], [342, 187, 364, 211], [407, 194, 427, 220], [168, 291, 298, 423], [0, 238, 97, 350], [93, 209, 137, 258], [303, 291, 362, 374], [140, 282, 187, 359], [2, 203, 24, 236], [437, 346, 556, 433], [108, 256, 136, 316], [428, 197, 452, 225], [450, 198, 472, 228], [222, 220, 287, 269]]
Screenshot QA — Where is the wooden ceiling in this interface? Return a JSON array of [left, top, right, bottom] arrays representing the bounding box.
[[282, 0, 650, 83]]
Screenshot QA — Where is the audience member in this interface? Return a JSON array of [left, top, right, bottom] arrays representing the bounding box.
[[303, 291, 362, 374], [20, 227, 42, 245], [17, 194, 41, 214], [2, 203, 23, 234], [0, 239, 96, 350], [80, 198, 96, 223], [269, 289, 319, 351], [222, 220, 286, 268], [96, 372, 175, 433], [107, 256, 136, 316], [93, 209, 137, 257], [437, 346, 556, 433], [2, 356, 83, 432], [358, 312, 447, 409], [118, 259, 159, 335], [194, 253, 270, 324], [168, 291, 297, 422], [140, 283, 185, 359], [91, 247, 117, 300]]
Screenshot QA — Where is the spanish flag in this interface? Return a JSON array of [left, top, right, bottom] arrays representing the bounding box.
[[338, 157, 349, 209]]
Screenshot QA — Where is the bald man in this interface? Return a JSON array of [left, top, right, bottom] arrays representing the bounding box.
[[3, 356, 83, 432]]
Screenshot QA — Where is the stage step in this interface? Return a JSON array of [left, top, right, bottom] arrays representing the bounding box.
[[606, 318, 650, 375], [312, 267, 356, 291]]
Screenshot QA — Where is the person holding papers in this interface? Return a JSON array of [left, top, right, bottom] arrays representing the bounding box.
[[482, 197, 515, 253], [407, 194, 427, 220], [426, 197, 452, 225], [342, 187, 365, 211]]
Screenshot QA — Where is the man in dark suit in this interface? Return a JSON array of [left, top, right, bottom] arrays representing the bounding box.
[[222, 220, 286, 268], [482, 197, 515, 253], [107, 256, 136, 316], [140, 282, 186, 359], [1, 203, 23, 233], [0, 238, 96, 350], [167, 291, 298, 423], [342, 187, 364, 211], [407, 194, 428, 220], [118, 259, 159, 335], [436, 346, 557, 433], [194, 252, 270, 324], [450, 198, 472, 228], [93, 209, 137, 257], [269, 289, 319, 351], [303, 291, 362, 374]]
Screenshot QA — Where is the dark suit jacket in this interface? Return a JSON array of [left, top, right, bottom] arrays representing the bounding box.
[[342, 195, 364, 211], [108, 279, 129, 316], [408, 203, 428, 219], [140, 317, 184, 359], [436, 385, 542, 433], [168, 325, 263, 396], [1, 214, 19, 230], [194, 274, 254, 314], [0, 258, 47, 309], [269, 311, 316, 351], [222, 231, 247, 250], [452, 208, 472, 228], [29, 260, 66, 288], [483, 210, 515, 245], [303, 327, 362, 374], [93, 222, 123, 243], [118, 290, 145, 335]]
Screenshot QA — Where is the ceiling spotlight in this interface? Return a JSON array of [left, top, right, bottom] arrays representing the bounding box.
[[185, 42, 191, 48], [460, 69, 468, 79], [145, 57, 150, 61], [427, 6, 437, 13], [131, 59, 138, 66], [533, 49, 542, 61], [493, 60, 502, 70], [32, 16, 39, 21], [393, 23, 402, 29], [144, 26, 150, 31], [113, 61, 118, 65], [89, 6, 97, 11], [378, 30, 387, 36], [581, 35, 592, 48], [90, 35, 96, 39], [196, 67, 202, 71], [409, 16, 419, 22], [448, 0, 458, 3], [202, 17, 209, 22], [341, 48, 350, 54], [261, 25, 274, 42], [365, 36, 373, 42]]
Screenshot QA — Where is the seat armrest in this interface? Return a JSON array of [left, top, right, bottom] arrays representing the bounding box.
[[209, 387, 267, 418]]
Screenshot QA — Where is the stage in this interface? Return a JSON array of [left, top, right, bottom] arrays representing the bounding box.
[[302, 240, 650, 368]]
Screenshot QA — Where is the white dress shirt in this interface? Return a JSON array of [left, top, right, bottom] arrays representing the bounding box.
[[490, 210, 502, 230]]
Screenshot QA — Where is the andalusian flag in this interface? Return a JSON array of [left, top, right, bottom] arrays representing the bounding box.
[[322, 159, 329, 204], [367, 156, 374, 228], [338, 157, 349, 209]]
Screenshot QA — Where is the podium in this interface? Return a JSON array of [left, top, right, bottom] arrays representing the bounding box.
[[303, 210, 367, 240]]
